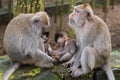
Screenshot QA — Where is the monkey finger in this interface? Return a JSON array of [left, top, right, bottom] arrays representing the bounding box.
[[62, 62, 70, 68], [62, 63, 68, 67], [67, 68, 73, 73], [68, 66, 78, 73]]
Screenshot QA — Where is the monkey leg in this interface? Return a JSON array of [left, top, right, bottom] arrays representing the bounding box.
[[31, 49, 54, 68], [68, 52, 81, 73], [101, 63, 115, 80], [59, 52, 72, 62], [71, 47, 96, 77], [62, 55, 75, 68]]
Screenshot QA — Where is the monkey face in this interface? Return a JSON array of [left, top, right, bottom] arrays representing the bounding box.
[[41, 32, 49, 43], [57, 37, 65, 44], [68, 4, 93, 28], [69, 6, 86, 27], [29, 12, 50, 34]]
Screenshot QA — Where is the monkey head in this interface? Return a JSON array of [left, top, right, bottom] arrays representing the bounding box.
[[54, 32, 68, 45], [35, 11, 50, 28], [41, 31, 50, 43], [68, 4, 93, 28], [28, 11, 50, 34]]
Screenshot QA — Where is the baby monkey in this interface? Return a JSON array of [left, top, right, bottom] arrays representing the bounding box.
[[49, 32, 78, 62], [41, 31, 50, 43], [41, 31, 51, 54]]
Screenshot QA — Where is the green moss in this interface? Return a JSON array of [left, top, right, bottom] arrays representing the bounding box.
[[112, 50, 120, 54], [17, 68, 41, 78], [0, 72, 3, 80]]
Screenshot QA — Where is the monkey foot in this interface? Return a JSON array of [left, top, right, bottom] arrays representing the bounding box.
[[71, 68, 81, 78], [62, 60, 74, 68], [62, 62, 71, 68], [68, 66, 77, 73]]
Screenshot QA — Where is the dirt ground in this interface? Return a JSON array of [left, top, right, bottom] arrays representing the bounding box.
[[0, 5, 120, 55]]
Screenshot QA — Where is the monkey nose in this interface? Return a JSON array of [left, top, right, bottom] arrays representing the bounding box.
[[69, 14, 75, 20]]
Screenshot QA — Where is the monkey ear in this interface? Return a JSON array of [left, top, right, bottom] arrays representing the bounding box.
[[29, 15, 43, 26], [35, 12, 50, 27], [87, 12, 92, 20], [83, 4, 94, 20]]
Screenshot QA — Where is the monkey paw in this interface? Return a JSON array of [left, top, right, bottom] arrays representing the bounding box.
[[71, 69, 81, 78], [68, 66, 77, 73], [62, 62, 68, 68], [62, 62, 71, 68], [62, 60, 74, 68]]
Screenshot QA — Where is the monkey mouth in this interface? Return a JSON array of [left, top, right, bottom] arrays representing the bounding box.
[[69, 19, 75, 25]]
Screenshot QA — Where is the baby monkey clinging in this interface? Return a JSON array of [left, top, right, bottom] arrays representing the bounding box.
[[48, 32, 78, 62]]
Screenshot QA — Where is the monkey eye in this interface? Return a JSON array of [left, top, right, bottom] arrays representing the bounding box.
[[34, 19, 40, 23], [74, 8, 79, 13]]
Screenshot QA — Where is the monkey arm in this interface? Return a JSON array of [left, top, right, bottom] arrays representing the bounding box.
[[31, 49, 54, 63], [59, 52, 72, 62], [52, 47, 67, 57], [59, 40, 78, 62]]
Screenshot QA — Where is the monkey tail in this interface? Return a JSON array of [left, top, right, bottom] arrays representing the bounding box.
[[2, 62, 20, 80]]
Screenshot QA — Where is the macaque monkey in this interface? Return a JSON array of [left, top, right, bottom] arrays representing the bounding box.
[[48, 32, 78, 62], [2, 11, 54, 80], [67, 4, 115, 80]]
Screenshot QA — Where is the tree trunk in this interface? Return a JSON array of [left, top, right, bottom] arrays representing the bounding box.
[[29, 0, 33, 12], [8, 0, 12, 19], [13, 0, 17, 16], [111, 0, 114, 9], [59, 0, 64, 30], [24, 0, 28, 13], [103, 0, 110, 22], [40, 0, 44, 11], [91, 0, 95, 10], [34, 0, 39, 12], [0, 0, 1, 8], [54, 0, 58, 23]]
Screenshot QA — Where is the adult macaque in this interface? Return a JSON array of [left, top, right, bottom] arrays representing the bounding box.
[[3, 11, 54, 80], [67, 4, 115, 80], [49, 32, 78, 62]]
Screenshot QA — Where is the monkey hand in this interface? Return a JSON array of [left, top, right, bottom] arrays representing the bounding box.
[[71, 68, 81, 78]]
